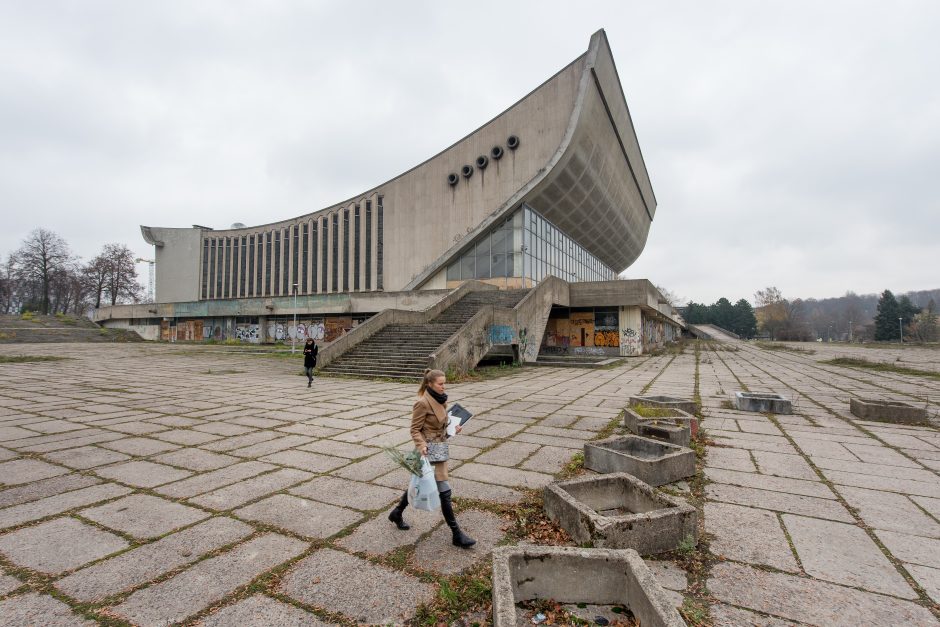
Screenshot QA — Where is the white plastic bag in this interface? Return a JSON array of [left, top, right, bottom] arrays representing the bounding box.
[[408, 456, 441, 512]]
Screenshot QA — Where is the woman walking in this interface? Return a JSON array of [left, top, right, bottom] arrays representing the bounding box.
[[302, 337, 318, 388], [388, 369, 476, 548]]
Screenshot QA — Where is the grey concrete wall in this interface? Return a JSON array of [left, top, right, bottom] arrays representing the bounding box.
[[143, 227, 203, 304]]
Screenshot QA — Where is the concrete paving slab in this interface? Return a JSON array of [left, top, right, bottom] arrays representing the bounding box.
[[42, 446, 131, 469], [705, 446, 757, 472], [201, 594, 335, 626], [0, 592, 95, 626], [0, 473, 99, 508], [337, 507, 442, 555], [189, 468, 312, 510], [0, 483, 132, 530], [94, 460, 192, 487], [289, 476, 400, 511], [234, 494, 361, 538], [279, 548, 435, 625], [838, 485, 940, 537], [452, 462, 554, 489], [705, 467, 834, 499], [80, 494, 209, 539], [112, 533, 306, 627], [259, 449, 348, 473], [705, 502, 799, 572], [154, 460, 275, 498], [751, 450, 818, 480], [708, 562, 936, 626], [782, 514, 916, 598], [0, 517, 128, 574], [99, 436, 180, 456], [0, 458, 68, 485], [151, 447, 239, 471], [55, 516, 253, 602], [411, 509, 505, 574], [706, 483, 854, 522]]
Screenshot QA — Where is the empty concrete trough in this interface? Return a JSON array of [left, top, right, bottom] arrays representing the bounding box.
[[850, 398, 928, 425], [584, 436, 695, 487], [491, 545, 685, 627], [544, 473, 697, 554], [734, 391, 792, 414], [629, 395, 698, 415], [624, 407, 694, 447]]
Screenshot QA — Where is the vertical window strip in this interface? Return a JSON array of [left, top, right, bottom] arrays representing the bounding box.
[[365, 200, 372, 290], [216, 239, 223, 298], [377, 196, 384, 290], [201, 239, 209, 299], [321, 218, 328, 293], [248, 235, 255, 297], [311, 222, 318, 294], [273, 231, 281, 296], [239, 236, 247, 296], [224, 238, 231, 298], [342, 208, 350, 292], [301, 223, 308, 293], [354, 205, 360, 291], [232, 238, 239, 297], [283, 228, 291, 295], [330, 211, 339, 292], [209, 240, 216, 299], [265, 232, 272, 295]]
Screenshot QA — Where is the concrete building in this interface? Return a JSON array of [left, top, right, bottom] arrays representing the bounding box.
[[97, 30, 683, 375]]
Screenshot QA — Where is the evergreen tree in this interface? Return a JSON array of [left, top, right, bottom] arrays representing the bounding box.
[[732, 299, 758, 338], [874, 290, 901, 341], [714, 297, 734, 330]]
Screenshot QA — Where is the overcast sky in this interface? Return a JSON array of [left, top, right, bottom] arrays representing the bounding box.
[[2, 1, 937, 304]]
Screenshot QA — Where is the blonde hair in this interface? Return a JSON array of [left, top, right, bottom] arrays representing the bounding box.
[[418, 368, 446, 396]]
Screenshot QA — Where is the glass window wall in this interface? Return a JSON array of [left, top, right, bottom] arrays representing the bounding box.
[[445, 204, 614, 285]]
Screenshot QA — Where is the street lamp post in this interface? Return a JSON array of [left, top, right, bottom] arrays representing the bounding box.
[[898, 317, 903, 345], [848, 320, 853, 343], [292, 284, 298, 354]]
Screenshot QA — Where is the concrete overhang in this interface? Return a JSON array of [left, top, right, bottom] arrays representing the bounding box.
[[404, 30, 656, 289]]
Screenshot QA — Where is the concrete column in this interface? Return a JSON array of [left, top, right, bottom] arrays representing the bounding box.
[[258, 315, 268, 343], [619, 306, 642, 356]]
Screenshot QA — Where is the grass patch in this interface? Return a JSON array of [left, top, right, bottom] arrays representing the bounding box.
[[824, 357, 940, 381], [0, 355, 68, 363], [20, 311, 36, 321], [756, 341, 816, 354], [630, 404, 678, 419]]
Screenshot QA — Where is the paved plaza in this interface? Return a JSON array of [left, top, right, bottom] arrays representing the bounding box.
[[1, 339, 939, 625]]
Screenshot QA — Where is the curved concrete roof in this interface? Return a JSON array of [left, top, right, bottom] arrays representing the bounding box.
[[142, 29, 656, 298]]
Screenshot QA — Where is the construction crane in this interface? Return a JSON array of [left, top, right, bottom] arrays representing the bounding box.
[[135, 258, 155, 303]]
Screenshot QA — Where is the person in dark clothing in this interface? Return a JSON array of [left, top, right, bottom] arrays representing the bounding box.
[[302, 337, 318, 387]]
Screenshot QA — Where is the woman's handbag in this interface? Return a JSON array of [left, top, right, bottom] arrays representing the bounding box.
[[425, 441, 449, 463], [408, 456, 441, 512]]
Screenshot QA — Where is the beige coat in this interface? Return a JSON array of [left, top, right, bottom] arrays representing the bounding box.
[[411, 392, 449, 481]]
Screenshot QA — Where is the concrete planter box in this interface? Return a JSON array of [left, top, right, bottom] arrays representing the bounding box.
[[624, 408, 694, 447], [543, 473, 697, 554], [584, 436, 695, 487], [850, 398, 928, 425], [734, 391, 792, 414], [630, 395, 698, 415], [491, 545, 685, 627]]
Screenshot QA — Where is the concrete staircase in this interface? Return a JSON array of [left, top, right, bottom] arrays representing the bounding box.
[[0, 314, 143, 343], [321, 289, 529, 379]]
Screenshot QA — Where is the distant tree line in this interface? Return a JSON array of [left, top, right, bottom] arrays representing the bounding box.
[[746, 286, 938, 343], [874, 290, 937, 342], [683, 297, 758, 338], [0, 229, 142, 315]]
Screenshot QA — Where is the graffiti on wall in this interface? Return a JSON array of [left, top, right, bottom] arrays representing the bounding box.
[[593, 330, 619, 347], [488, 325, 514, 345], [572, 346, 607, 356], [235, 325, 260, 342], [621, 327, 641, 356]]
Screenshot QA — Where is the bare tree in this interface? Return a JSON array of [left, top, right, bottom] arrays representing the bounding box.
[[9, 229, 74, 314], [101, 243, 141, 306], [83, 253, 110, 308]]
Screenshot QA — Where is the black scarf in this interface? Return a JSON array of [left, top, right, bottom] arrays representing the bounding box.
[[427, 388, 448, 406]]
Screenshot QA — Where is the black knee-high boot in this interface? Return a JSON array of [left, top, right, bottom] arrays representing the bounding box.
[[439, 490, 476, 548], [388, 491, 410, 530]]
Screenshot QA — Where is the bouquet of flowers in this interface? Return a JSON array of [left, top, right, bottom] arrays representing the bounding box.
[[383, 446, 423, 477]]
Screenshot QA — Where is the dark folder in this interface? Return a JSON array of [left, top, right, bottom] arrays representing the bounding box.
[[448, 403, 473, 425]]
